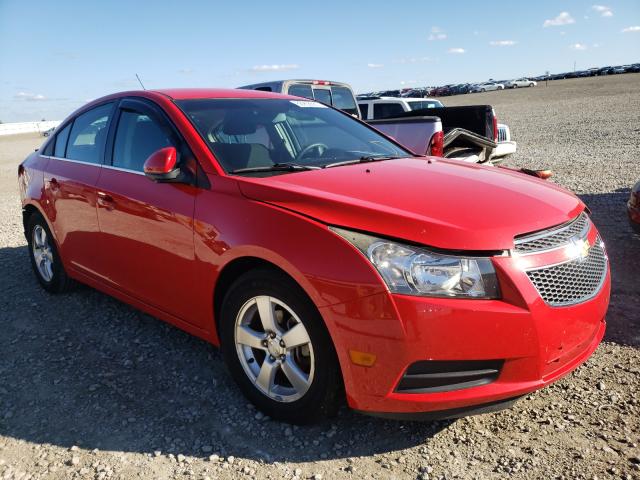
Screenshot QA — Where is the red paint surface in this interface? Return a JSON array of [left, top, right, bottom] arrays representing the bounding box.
[[18, 89, 610, 415]]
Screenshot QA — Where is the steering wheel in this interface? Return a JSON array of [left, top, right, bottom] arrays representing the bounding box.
[[296, 143, 328, 162]]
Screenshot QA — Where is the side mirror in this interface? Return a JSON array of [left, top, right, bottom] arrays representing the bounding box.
[[143, 147, 181, 182]]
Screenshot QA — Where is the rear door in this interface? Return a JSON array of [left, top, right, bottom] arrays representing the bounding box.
[[43, 103, 114, 277], [95, 98, 201, 324]]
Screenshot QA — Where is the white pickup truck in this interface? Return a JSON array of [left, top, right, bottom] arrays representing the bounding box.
[[357, 96, 516, 161]]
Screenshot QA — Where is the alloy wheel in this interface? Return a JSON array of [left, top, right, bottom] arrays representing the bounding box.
[[32, 224, 54, 282], [234, 295, 315, 402]]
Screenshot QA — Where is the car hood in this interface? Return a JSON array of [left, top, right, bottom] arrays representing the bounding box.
[[236, 158, 584, 251]]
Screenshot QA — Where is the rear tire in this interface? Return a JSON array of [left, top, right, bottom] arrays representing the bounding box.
[[26, 212, 72, 293], [219, 268, 342, 424]]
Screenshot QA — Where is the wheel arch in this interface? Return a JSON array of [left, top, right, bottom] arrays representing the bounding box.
[[22, 202, 57, 246], [212, 255, 347, 398], [212, 255, 321, 335]]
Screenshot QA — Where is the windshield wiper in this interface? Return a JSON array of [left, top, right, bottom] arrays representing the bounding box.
[[322, 155, 402, 169], [229, 163, 321, 174]]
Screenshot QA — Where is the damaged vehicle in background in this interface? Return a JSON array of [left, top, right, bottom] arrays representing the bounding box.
[[357, 95, 517, 163]]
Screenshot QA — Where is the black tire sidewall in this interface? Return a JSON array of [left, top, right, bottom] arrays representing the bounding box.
[[26, 213, 68, 293], [219, 269, 341, 424]]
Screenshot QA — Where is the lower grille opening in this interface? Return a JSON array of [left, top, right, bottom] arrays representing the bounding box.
[[395, 360, 504, 394]]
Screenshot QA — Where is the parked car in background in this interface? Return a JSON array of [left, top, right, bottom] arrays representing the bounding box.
[[400, 88, 431, 98], [379, 89, 402, 97], [449, 83, 471, 95], [20, 88, 610, 423], [505, 78, 537, 88], [471, 83, 505, 92], [237, 79, 360, 116], [431, 85, 453, 96], [628, 180, 640, 234]]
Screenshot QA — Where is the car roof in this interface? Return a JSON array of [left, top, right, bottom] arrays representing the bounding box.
[[153, 88, 292, 100]]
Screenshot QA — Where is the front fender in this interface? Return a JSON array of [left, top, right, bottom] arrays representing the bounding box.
[[191, 177, 388, 342]]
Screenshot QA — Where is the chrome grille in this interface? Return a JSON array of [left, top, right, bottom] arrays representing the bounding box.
[[514, 212, 590, 254], [526, 237, 607, 307]]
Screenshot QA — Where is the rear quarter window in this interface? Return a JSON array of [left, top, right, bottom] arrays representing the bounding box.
[[54, 124, 71, 158]]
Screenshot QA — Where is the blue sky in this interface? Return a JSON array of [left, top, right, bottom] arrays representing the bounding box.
[[1, 0, 638, 122]]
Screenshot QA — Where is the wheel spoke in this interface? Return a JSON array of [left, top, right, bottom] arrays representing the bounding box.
[[255, 358, 278, 394], [34, 228, 44, 248], [256, 296, 279, 333], [236, 325, 266, 350], [282, 323, 310, 349], [44, 260, 53, 281], [281, 357, 310, 394]]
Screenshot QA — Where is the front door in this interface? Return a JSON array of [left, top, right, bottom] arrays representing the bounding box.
[[95, 98, 200, 325]]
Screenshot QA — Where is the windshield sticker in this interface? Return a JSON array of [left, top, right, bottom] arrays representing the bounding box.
[[290, 100, 328, 108]]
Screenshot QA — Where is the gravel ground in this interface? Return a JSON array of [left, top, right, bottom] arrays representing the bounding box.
[[1, 74, 639, 480]]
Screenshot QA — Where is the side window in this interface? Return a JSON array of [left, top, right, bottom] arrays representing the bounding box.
[[255, 86, 272, 92], [373, 103, 405, 119], [358, 103, 369, 118], [42, 138, 54, 156], [66, 104, 113, 164], [54, 123, 71, 158], [112, 110, 173, 172], [287, 84, 313, 100]]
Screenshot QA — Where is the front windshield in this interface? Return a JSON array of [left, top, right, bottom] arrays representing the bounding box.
[[176, 98, 410, 174]]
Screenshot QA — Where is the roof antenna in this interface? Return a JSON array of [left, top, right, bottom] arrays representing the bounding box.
[[135, 73, 146, 90]]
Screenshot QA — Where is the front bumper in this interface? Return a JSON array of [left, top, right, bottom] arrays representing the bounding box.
[[320, 230, 610, 417]]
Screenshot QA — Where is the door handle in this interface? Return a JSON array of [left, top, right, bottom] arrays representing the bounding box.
[[97, 191, 115, 210]]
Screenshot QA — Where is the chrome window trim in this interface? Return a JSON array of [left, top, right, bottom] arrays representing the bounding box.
[[42, 155, 145, 176], [41, 155, 100, 167], [102, 164, 145, 176]]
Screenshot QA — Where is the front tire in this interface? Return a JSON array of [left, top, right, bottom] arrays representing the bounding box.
[[26, 212, 72, 293], [219, 269, 342, 424]]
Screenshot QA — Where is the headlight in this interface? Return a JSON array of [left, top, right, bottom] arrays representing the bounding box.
[[331, 227, 500, 299]]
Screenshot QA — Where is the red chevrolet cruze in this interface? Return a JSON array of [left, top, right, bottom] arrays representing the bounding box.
[[18, 89, 610, 423]]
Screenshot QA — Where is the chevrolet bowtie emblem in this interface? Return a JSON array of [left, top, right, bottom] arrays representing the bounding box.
[[569, 237, 590, 262]]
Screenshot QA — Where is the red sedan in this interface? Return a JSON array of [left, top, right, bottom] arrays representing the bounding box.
[[18, 89, 610, 423]]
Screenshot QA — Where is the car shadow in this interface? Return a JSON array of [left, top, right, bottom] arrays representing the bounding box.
[[0, 244, 452, 463], [578, 189, 640, 347], [0, 191, 636, 462]]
